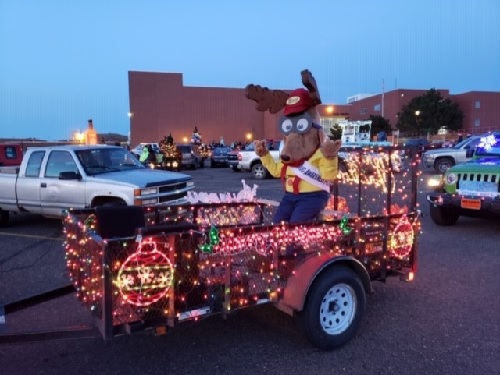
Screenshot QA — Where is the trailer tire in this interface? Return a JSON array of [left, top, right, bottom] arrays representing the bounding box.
[[297, 266, 366, 350], [0, 209, 9, 227], [429, 204, 459, 226]]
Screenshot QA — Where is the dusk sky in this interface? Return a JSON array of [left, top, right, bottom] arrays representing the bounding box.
[[1, 0, 499, 141]]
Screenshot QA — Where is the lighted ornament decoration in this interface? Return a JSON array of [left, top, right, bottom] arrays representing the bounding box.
[[337, 151, 398, 193], [199, 225, 220, 253], [115, 239, 174, 307], [388, 216, 414, 258], [83, 214, 96, 233], [339, 216, 353, 235], [478, 134, 498, 151]]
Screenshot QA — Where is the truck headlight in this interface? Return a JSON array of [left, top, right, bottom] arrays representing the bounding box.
[[446, 173, 457, 185], [135, 187, 158, 196]]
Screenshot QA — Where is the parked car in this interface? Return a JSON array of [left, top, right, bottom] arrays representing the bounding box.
[[210, 146, 232, 167], [176, 143, 203, 169], [0, 143, 23, 167]]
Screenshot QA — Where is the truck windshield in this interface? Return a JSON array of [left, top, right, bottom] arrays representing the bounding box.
[[75, 147, 144, 175], [475, 133, 500, 157]]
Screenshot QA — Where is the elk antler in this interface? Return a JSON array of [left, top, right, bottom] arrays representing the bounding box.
[[301, 69, 322, 105], [245, 84, 289, 114], [245, 70, 321, 113]]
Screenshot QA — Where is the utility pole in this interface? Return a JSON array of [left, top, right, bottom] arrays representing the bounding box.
[[381, 79, 385, 117]]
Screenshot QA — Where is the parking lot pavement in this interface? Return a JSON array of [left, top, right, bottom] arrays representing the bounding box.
[[0, 167, 499, 375]]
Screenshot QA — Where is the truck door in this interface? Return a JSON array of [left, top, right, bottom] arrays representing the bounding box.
[[15, 150, 46, 213], [40, 150, 86, 217]]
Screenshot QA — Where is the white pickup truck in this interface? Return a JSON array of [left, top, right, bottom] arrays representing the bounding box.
[[227, 140, 283, 180], [0, 144, 194, 227]]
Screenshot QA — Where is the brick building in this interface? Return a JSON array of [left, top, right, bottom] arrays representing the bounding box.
[[128, 71, 500, 146]]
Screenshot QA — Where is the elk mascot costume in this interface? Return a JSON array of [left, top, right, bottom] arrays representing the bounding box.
[[246, 70, 342, 224]]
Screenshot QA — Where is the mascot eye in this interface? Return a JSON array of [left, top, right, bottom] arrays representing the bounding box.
[[281, 119, 293, 134], [296, 118, 311, 133]]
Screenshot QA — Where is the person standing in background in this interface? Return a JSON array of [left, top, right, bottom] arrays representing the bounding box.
[[85, 119, 98, 145]]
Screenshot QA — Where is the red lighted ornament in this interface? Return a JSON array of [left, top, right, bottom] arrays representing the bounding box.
[[115, 239, 174, 307], [389, 216, 414, 258]]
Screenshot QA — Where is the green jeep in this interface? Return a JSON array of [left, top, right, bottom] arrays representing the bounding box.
[[427, 132, 500, 225]]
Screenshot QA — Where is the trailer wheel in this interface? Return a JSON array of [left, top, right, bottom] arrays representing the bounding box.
[[297, 266, 366, 350], [0, 209, 9, 227], [429, 204, 459, 226]]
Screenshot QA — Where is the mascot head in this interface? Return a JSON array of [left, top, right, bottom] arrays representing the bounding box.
[[245, 69, 325, 164], [279, 87, 322, 164]]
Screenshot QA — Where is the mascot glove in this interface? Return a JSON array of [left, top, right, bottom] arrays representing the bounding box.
[[321, 139, 342, 159], [253, 140, 269, 157]]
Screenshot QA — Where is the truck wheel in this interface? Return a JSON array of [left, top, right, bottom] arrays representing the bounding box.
[[429, 204, 459, 225], [434, 158, 454, 174], [0, 209, 9, 227], [297, 266, 366, 350], [252, 163, 268, 180]]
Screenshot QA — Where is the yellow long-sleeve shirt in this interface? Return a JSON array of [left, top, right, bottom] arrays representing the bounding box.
[[261, 149, 338, 194]]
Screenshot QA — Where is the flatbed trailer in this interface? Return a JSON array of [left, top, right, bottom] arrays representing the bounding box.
[[61, 147, 420, 350]]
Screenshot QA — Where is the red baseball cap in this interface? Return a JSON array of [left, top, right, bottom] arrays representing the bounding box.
[[284, 88, 313, 116]]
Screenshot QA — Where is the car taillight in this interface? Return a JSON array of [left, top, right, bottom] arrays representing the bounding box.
[[237, 153, 242, 161]]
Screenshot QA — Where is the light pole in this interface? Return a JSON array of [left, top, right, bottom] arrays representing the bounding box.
[[127, 112, 134, 146], [415, 110, 421, 136]]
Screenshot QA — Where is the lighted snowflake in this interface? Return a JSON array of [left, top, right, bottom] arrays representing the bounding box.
[[137, 265, 154, 284]]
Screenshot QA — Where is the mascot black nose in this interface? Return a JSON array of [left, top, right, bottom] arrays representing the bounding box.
[[281, 154, 290, 162]]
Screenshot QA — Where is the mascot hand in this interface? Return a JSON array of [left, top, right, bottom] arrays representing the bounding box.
[[321, 139, 342, 159], [253, 140, 268, 157]]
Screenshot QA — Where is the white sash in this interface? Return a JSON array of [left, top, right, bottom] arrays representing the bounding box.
[[290, 161, 331, 192]]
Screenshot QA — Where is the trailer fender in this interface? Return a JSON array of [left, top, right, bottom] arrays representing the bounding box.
[[281, 255, 372, 312]]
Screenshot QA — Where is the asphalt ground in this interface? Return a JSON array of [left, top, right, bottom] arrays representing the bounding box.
[[0, 166, 499, 375]]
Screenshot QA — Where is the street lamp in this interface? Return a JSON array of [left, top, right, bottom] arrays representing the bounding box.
[[415, 110, 421, 133]]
